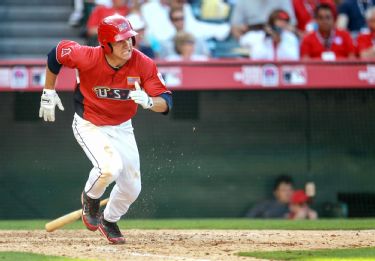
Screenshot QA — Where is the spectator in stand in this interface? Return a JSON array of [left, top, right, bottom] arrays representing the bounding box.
[[165, 32, 209, 61], [160, 8, 210, 59], [68, 0, 102, 27], [86, 0, 130, 45], [336, 0, 375, 37], [230, 0, 296, 40], [293, 0, 337, 33], [127, 0, 146, 13], [169, 0, 230, 40], [200, 0, 231, 21], [140, 0, 174, 46], [68, 0, 86, 27], [239, 9, 300, 60], [288, 190, 318, 219], [246, 175, 294, 218], [126, 13, 155, 58], [301, 4, 355, 60], [357, 7, 375, 58], [141, 0, 230, 55]]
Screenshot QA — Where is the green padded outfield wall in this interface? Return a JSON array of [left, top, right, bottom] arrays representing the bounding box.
[[0, 90, 374, 219]]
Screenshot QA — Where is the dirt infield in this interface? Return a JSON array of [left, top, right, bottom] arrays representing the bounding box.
[[1, 229, 375, 260]]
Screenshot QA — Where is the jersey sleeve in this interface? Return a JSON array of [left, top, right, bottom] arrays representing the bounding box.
[[141, 61, 171, 97], [56, 40, 92, 69]]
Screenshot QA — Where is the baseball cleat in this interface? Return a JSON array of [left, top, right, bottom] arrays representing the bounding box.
[[98, 214, 126, 244], [81, 191, 100, 231]]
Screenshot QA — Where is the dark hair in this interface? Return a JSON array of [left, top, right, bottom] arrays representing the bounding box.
[[314, 3, 333, 18], [273, 174, 293, 191]]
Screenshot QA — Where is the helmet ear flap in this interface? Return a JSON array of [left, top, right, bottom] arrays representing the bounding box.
[[101, 42, 113, 54], [108, 43, 113, 53]]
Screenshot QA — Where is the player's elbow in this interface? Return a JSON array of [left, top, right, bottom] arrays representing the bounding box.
[[160, 93, 173, 115], [47, 47, 62, 75]]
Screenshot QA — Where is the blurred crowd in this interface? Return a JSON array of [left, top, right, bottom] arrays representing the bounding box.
[[68, 0, 375, 61]]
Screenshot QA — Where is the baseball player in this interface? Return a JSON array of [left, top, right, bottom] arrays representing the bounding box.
[[39, 14, 172, 244]]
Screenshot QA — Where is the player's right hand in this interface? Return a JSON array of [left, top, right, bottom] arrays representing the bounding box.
[[39, 89, 64, 122]]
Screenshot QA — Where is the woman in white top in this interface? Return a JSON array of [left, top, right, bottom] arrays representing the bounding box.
[[240, 9, 300, 61]]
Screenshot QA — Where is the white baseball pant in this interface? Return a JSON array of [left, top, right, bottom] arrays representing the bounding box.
[[72, 113, 141, 222]]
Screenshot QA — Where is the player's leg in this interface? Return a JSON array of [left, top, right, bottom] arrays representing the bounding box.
[[104, 124, 141, 222], [72, 114, 123, 230], [98, 120, 141, 244]]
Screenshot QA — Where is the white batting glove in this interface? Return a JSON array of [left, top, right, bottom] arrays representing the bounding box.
[[39, 89, 64, 122], [129, 82, 154, 109]]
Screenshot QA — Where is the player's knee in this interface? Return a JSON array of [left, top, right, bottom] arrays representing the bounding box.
[[102, 146, 123, 180], [130, 182, 142, 202], [119, 180, 141, 203], [99, 161, 122, 185], [98, 171, 114, 187]]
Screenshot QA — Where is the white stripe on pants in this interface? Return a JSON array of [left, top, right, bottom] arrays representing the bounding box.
[[72, 113, 141, 222]]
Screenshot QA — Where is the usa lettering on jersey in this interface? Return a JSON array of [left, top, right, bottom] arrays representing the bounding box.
[[94, 86, 130, 100]]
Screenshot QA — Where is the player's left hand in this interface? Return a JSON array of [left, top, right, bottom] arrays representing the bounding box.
[[129, 82, 154, 109]]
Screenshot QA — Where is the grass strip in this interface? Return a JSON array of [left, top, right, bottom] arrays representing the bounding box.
[[239, 247, 375, 260], [0, 218, 374, 230]]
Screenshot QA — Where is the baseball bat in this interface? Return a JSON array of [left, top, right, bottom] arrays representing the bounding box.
[[45, 198, 109, 232]]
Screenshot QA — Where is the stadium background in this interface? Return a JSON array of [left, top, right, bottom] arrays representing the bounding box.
[[0, 0, 375, 221], [1, 89, 375, 219]]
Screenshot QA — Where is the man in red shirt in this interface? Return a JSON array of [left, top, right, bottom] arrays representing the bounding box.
[[39, 14, 172, 244], [300, 3, 355, 60], [293, 0, 336, 32], [357, 7, 375, 58], [86, 0, 129, 45]]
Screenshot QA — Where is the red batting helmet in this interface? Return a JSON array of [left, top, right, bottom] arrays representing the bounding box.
[[98, 14, 138, 54]]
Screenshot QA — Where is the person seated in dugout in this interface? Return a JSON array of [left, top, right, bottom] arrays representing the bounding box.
[[288, 190, 318, 220], [246, 175, 294, 218]]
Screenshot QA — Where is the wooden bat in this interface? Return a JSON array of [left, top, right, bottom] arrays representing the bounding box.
[[45, 198, 109, 232]]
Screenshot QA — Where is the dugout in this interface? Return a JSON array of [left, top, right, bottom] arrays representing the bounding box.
[[0, 60, 375, 219]]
